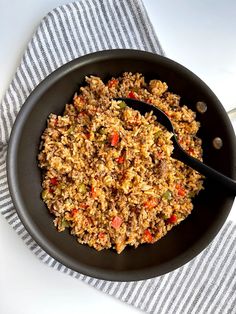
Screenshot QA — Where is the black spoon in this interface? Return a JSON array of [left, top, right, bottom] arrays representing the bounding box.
[[115, 98, 236, 193]]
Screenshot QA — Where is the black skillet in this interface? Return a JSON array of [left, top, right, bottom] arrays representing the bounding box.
[[7, 50, 236, 281]]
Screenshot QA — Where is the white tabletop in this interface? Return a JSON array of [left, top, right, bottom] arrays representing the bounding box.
[[0, 1, 236, 313]]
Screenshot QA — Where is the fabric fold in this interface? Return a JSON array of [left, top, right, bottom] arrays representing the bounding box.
[[0, 1, 235, 313]]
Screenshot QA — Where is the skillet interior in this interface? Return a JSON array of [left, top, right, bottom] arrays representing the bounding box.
[[7, 50, 236, 281]]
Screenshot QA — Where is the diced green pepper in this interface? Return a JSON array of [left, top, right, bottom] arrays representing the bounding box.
[[79, 183, 87, 194], [41, 190, 47, 200], [161, 213, 169, 220], [154, 131, 162, 139], [97, 126, 106, 134], [67, 126, 75, 134], [61, 218, 69, 228], [98, 140, 107, 145], [162, 190, 172, 201], [133, 86, 139, 93], [188, 191, 196, 198], [118, 101, 127, 109]]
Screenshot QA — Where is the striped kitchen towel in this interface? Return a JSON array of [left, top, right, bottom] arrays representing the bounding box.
[[0, 0, 236, 313]]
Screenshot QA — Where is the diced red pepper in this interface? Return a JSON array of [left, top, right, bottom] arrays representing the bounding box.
[[49, 188, 54, 194], [144, 197, 158, 209], [108, 79, 118, 88], [128, 91, 136, 99], [91, 186, 97, 198], [178, 188, 186, 196], [111, 216, 123, 229], [71, 208, 79, 217], [85, 132, 90, 139], [116, 156, 125, 164], [176, 184, 186, 197], [79, 203, 88, 209], [144, 229, 153, 243], [110, 131, 119, 146], [188, 147, 195, 154], [168, 214, 177, 224], [50, 177, 58, 186], [98, 232, 105, 239]]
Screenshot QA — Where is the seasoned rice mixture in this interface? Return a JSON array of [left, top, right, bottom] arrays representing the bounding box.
[[38, 73, 204, 253]]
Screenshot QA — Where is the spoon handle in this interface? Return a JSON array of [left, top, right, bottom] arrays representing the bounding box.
[[177, 147, 236, 193], [114, 97, 236, 193]]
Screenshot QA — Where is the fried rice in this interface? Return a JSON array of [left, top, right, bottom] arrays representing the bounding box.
[[38, 72, 204, 253]]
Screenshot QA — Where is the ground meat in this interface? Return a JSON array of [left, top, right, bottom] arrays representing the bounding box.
[[38, 72, 204, 254]]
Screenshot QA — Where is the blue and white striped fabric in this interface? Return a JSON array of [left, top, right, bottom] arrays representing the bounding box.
[[0, 0, 236, 313]]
